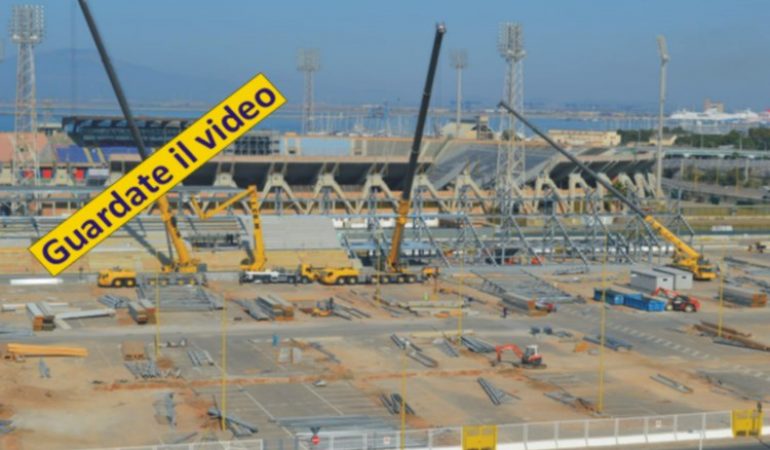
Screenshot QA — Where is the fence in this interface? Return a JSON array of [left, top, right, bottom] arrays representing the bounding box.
[[87, 410, 770, 450]]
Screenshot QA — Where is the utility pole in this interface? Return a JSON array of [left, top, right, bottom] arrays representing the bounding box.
[[449, 49, 468, 138], [656, 35, 670, 197]]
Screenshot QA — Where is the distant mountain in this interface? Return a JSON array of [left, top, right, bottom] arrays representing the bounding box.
[[0, 48, 229, 103]]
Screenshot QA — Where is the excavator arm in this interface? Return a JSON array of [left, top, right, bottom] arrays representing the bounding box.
[[190, 186, 266, 271], [386, 24, 445, 273]]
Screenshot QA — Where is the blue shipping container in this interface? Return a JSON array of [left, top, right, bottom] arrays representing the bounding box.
[[593, 288, 624, 305]]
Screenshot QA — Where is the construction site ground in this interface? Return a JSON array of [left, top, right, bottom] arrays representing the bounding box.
[[2, 246, 770, 449]]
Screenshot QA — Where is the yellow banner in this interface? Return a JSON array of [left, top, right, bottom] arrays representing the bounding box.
[[29, 73, 286, 276]]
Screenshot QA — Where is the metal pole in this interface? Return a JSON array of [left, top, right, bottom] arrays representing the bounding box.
[[77, 0, 182, 264], [498, 101, 646, 218], [455, 66, 462, 137], [656, 51, 668, 197]]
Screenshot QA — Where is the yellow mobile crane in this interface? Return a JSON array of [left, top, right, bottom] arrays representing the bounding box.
[[80, 3, 203, 288], [498, 101, 716, 281], [98, 195, 203, 287], [190, 185, 317, 284], [313, 24, 445, 286]]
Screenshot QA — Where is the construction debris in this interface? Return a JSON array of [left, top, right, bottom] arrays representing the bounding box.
[[235, 299, 271, 321], [460, 336, 496, 353], [98, 294, 131, 309], [390, 334, 437, 367], [207, 406, 258, 437], [381, 393, 415, 415], [390, 334, 421, 352], [433, 338, 459, 357], [650, 374, 693, 394], [26, 302, 55, 331], [722, 285, 768, 308], [160, 393, 176, 428], [477, 377, 515, 406], [122, 341, 146, 361], [125, 360, 181, 379], [309, 342, 340, 364], [187, 349, 215, 367], [55, 308, 115, 321], [257, 294, 295, 321], [544, 390, 596, 413], [0, 325, 34, 339], [1, 343, 88, 359], [583, 334, 633, 351], [128, 302, 149, 324], [136, 282, 223, 311], [695, 321, 770, 352]]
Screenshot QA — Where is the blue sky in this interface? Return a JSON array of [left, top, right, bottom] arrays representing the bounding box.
[[4, 0, 770, 111]]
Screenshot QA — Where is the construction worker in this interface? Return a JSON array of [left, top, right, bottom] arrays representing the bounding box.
[[502, 306, 508, 319]]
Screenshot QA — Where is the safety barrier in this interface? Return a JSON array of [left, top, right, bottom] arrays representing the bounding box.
[[84, 409, 770, 450]]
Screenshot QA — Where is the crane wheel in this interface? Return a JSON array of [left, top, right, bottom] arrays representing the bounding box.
[[381, 277, 389, 284], [396, 277, 404, 284], [336, 278, 345, 285], [347, 277, 358, 285], [113, 279, 123, 288], [125, 279, 135, 287], [407, 276, 416, 283]]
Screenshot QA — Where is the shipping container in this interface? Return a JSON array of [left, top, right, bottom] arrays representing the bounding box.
[[593, 288, 625, 305], [630, 268, 674, 292], [652, 266, 693, 290]]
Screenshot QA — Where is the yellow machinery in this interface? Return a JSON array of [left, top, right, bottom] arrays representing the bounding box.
[[190, 185, 265, 271], [2, 343, 88, 360], [462, 425, 497, 450], [97, 195, 203, 287], [732, 407, 763, 437], [498, 101, 716, 281], [85, 8, 204, 289], [643, 217, 716, 280], [192, 186, 315, 284], [316, 25, 446, 286]]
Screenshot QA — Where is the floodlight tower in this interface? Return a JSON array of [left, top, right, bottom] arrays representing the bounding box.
[[297, 48, 320, 135], [10, 4, 45, 186], [449, 49, 468, 138], [655, 35, 669, 197], [496, 22, 526, 214]]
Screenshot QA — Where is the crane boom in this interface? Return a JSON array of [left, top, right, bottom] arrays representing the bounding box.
[[190, 186, 266, 271], [497, 101, 715, 280], [79, 0, 199, 273], [386, 23, 446, 272]]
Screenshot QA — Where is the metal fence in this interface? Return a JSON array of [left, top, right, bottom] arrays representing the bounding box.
[[87, 410, 770, 450]]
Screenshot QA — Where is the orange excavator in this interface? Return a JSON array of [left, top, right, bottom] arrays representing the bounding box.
[[494, 344, 545, 368]]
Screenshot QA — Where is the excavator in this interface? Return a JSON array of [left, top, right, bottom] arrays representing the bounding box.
[[84, 4, 203, 288], [497, 101, 716, 281], [312, 24, 445, 286], [494, 343, 545, 369]]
